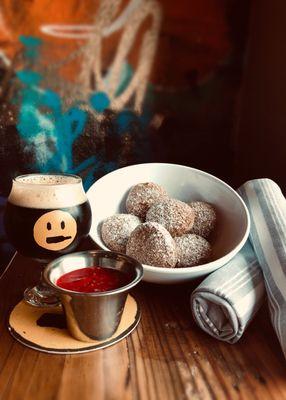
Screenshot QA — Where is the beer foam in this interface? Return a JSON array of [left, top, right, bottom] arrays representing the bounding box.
[[9, 174, 87, 209], [15, 174, 79, 185]]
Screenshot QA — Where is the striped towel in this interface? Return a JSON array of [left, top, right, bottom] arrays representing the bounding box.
[[191, 241, 265, 343], [238, 179, 286, 356], [192, 178, 286, 348]]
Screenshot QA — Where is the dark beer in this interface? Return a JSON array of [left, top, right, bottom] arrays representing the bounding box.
[[4, 202, 91, 260], [4, 174, 92, 261]]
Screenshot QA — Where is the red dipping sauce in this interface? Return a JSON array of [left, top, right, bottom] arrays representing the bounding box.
[[56, 266, 130, 293]]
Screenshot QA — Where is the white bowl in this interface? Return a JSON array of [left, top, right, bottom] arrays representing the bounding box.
[[87, 163, 250, 284]]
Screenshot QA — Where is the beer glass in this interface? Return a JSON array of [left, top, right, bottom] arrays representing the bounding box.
[[4, 173, 92, 306]]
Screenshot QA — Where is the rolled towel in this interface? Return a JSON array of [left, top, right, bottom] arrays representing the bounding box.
[[191, 241, 265, 343], [238, 179, 286, 357]]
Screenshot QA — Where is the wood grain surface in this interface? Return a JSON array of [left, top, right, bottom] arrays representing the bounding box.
[[1, 248, 286, 400]]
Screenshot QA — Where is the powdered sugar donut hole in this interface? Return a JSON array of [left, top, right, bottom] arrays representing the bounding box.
[[175, 234, 212, 267], [146, 199, 195, 236], [101, 214, 141, 253], [188, 201, 216, 238], [126, 182, 168, 219], [126, 222, 177, 268]]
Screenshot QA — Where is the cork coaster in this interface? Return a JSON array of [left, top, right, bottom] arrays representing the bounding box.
[[8, 295, 140, 354]]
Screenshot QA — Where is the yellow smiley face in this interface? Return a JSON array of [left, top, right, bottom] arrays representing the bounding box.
[[33, 210, 77, 251]]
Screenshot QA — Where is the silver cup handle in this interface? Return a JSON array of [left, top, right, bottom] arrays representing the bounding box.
[[24, 279, 61, 307]]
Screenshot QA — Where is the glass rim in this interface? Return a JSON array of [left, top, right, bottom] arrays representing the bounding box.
[[13, 173, 82, 187]]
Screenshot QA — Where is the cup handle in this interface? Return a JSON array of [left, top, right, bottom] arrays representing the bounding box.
[[24, 281, 61, 307]]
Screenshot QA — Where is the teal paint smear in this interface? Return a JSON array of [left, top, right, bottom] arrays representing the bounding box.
[[19, 35, 42, 47], [40, 89, 62, 116], [54, 107, 87, 171], [16, 70, 42, 86], [17, 73, 63, 170], [62, 107, 87, 140], [25, 48, 40, 59], [72, 156, 100, 191], [72, 156, 97, 174], [19, 36, 42, 60], [139, 109, 151, 130], [82, 165, 99, 191], [115, 63, 133, 96], [90, 92, 110, 113], [17, 84, 56, 142], [116, 110, 137, 134], [104, 161, 117, 173]]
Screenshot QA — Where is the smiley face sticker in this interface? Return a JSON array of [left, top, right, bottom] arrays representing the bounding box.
[[33, 210, 77, 251]]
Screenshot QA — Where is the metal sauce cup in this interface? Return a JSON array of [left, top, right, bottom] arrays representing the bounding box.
[[43, 250, 143, 342]]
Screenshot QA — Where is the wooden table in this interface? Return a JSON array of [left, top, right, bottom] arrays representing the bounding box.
[[1, 249, 286, 400]]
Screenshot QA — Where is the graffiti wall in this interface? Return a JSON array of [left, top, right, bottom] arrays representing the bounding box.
[[0, 0, 250, 265]]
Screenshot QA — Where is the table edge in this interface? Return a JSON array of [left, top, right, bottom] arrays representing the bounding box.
[[0, 252, 17, 281]]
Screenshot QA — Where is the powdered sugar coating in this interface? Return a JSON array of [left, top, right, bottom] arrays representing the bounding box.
[[175, 234, 211, 267], [146, 199, 195, 236], [101, 214, 141, 253], [126, 222, 177, 268], [188, 201, 216, 238], [126, 182, 168, 219]]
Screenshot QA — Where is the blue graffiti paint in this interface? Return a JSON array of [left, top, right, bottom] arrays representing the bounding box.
[[19, 35, 42, 47], [103, 161, 118, 173], [19, 35, 42, 60], [89, 92, 110, 113], [54, 107, 87, 170], [115, 110, 136, 134], [40, 89, 62, 116], [16, 70, 42, 86], [16, 38, 87, 173], [14, 35, 150, 190]]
